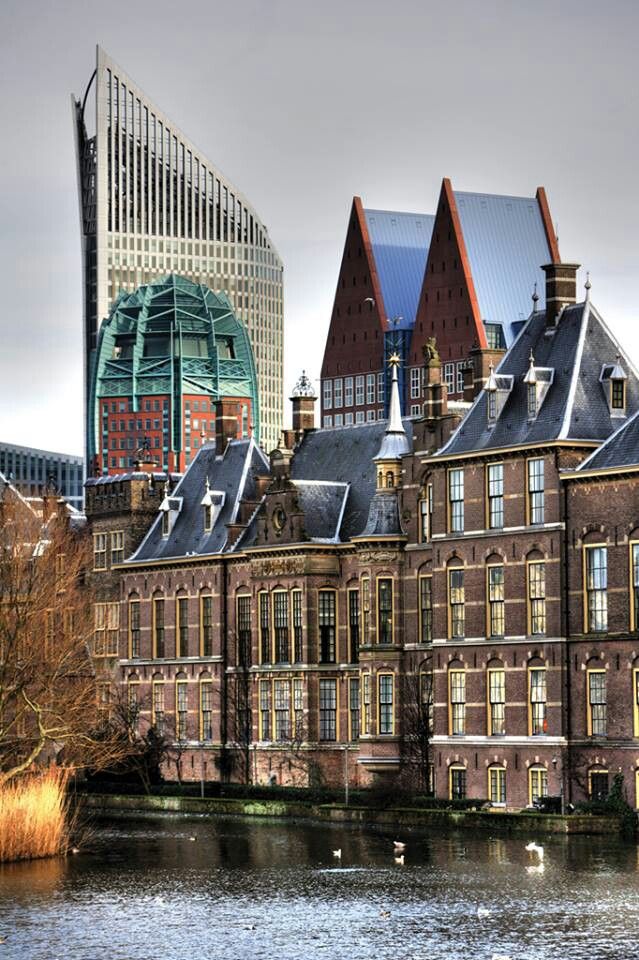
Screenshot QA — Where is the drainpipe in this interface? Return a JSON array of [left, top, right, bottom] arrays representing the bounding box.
[[561, 464, 573, 807]]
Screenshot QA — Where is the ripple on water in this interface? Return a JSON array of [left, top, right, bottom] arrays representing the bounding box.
[[0, 818, 637, 960]]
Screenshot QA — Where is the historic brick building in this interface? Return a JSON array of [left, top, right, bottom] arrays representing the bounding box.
[[320, 178, 558, 426], [86, 263, 639, 807]]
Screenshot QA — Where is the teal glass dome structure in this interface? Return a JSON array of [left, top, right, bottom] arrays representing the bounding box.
[[89, 275, 260, 474]]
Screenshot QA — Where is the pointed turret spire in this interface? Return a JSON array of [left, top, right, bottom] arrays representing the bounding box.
[[585, 271, 591, 301], [531, 282, 539, 312], [374, 354, 410, 462], [523, 349, 537, 384]]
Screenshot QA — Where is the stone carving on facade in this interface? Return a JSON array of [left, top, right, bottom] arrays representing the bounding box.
[[422, 338, 440, 365], [251, 556, 306, 577], [357, 550, 397, 563]]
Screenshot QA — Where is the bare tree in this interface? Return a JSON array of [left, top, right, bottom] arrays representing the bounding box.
[[225, 654, 252, 784], [398, 659, 433, 793], [0, 493, 132, 786]]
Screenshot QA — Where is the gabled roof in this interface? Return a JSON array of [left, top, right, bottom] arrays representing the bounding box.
[[291, 480, 349, 542], [453, 190, 555, 345], [364, 209, 434, 329], [435, 301, 639, 458], [574, 407, 639, 475], [129, 438, 269, 562], [290, 419, 414, 540]]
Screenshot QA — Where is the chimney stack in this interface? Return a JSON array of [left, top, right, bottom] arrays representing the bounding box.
[[290, 371, 316, 435], [542, 263, 580, 329], [215, 399, 240, 450]]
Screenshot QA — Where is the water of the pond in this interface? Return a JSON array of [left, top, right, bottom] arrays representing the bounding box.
[[0, 814, 638, 960]]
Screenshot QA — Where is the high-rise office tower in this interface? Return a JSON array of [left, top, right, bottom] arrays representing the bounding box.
[[73, 46, 284, 464]]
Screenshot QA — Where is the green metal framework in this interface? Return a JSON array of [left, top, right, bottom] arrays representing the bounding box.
[[88, 275, 259, 462]]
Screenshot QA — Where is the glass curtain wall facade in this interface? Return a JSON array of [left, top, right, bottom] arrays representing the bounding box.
[[73, 46, 284, 460]]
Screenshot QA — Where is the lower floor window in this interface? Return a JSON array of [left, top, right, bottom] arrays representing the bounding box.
[[319, 679, 337, 741], [529, 766, 548, 804], [378, 674, 394, 735], [589, 770, 609, 802], [489, 766, 506, 804], [449, 766, 466, 800]]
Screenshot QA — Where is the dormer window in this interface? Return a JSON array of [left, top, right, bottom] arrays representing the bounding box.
[[201, 477, 225, 533], [159, 482, 183, 537], [600, 357, 627, 417], [161, 510, 170, 536], [485, 365, 513, 425], [523, 351, 554, 422]]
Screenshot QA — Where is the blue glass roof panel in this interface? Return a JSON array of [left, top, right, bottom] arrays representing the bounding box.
[[454, 191, 552, 346], [364, 209, 434, 330]]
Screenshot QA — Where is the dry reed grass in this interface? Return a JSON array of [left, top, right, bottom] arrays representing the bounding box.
[[0, 769, 73, 862]]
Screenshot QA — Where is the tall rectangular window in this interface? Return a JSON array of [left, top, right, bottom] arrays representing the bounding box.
[[449, 670, 465, 735], [274, 680, 291, 740], [153, 597, 165, 658], [355, 375, 365, 405], [585, 546, 608, 632], [200, 681, 213, 741], [632, 544, 639, 631], [377, 372, 384, 404], [420, 576, 433, 643], [129, 598, 140, 658], [105, 602, 119, 656], [448, 469, 464, 533], [259, 592, 271, 663], [448, 568, 465, 639], [259, 679, 271, 740], [111, 530, 124, 565], [529, 667, 547, 735], [274, 592, 290, 663], [450, 766, 466, 800], [94, 603, 106, 657], [362, 673, 371, 734], [349, 677, 360, 741], [334, 378, 343, 408], [348, 589, 360, 662], [318, 590, 336, 663], [377, 579, 393, 644], [293, 678, 304, 738], [176, 680, 188, 740], [345, 377, 354, 407], [527, 458, 545, 525], [489, 767, 506, 804], [527, 562, 546, 635], [152, 681, 165, 735], [292, 590, 303, 662], [419, 483, 433, 543], [410, 367, 420, 399], [177, 597, 189, 658], [361, 577, 370, 644], [323, 380, 332, 410], [487, 565, 505, 637], [367, 373, 376, 404], [443, 362, 455, 394], [487, 463, 504, 529], [488, 668, 505, 735], [587, 670, 607, 736], [378, 674, 394, 734], [319, 678, 337, 741], [421, 672, 434, 735], [93, 532, 107, 570], [237, 595, 251, 665]]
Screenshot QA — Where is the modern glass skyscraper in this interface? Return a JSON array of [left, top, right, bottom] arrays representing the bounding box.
[[72, 46, 284, 463]]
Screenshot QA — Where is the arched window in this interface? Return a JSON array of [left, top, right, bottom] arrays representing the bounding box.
[[447, 562, 464, 639], [152, 593, 165, 659], [528, 659, 547, 735], [200, 672, 213, 742], [449, 764, 467, 800], [488, 765, 506, 805], [589, 766, 608, 802], [529, 765, 548, 805], [586, 659, 607, 736], [176, 672, 188, 740], [386, 471, 394, 488], [128, 593, 141, 658], [152, 674, 165, 735]]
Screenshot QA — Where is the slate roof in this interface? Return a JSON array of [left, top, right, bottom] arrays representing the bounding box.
[[362, 489, 404, 537], [454, 191, 553, 346], [364, 209, 434, 329], [291, 481, 349, 542], [575, 408, 639, 474], [289, 419, 414, 541], [435, 301, 639, 458], [130, 439, 269, 562]]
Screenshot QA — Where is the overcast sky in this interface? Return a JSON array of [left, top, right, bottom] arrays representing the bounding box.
[[1, 0, 638, 456]]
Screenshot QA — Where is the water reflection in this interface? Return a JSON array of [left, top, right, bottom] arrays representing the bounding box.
[[0, 814, 638, 960]]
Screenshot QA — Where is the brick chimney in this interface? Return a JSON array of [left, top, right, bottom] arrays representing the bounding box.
[[290, 371, 316, 434], [215, 399, 239, 449], [542, 263, 580, 329]]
